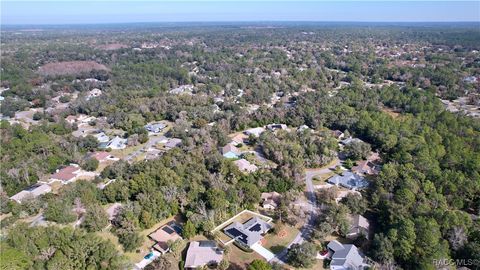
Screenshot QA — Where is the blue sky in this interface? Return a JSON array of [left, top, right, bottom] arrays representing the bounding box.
[[2, 1, 479, 25]]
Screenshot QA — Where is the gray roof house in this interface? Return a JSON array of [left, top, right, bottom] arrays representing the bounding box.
[[106, 136, 127, 150], [165, 138, 182, 149], [328, 172, 369, 190], [327, 240, 368, 270], [341, 137, 364, 145], [10, 184, 52, 203], [223, 217, 272, 248], [145, 122, 166, 133]]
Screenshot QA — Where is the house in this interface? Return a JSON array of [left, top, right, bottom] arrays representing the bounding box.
[[327, 172, 369, 190], [297, 125, 310, 132], [145, 147, 163, 160], [90, 151, 119, 162], [10, 184, 52, 203], [48, 164, 83, 184], [347, 215, 370, 239], [65, 115, 78, 124], [351, 160, 379, 175], [169, 85, 194, 95], [184, 241, 224, 269], [327, 241, 368, 270], [86, 88, 102, 100], [94, 132, 110, 143], [260, 192, 281, 210], [266, 123, 288, 131], [230, 133, 247, 146], [145, 122, 167, 134], [223, 217, 272, 249], [341, 137, 364, 145], [164, 138, 182, 149], [148, 222, 183, 254], [464, 76, 478, 84], [105, 136, 127, 150], [332, 130, 345, 139], [221, 144, 241, 159], [244, 127, 266, 137], [234, 159, 258, 173]]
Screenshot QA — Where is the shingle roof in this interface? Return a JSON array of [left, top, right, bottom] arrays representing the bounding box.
[[328, 172, 369, 190], [222, 144, 240, 155], [185, 241, 223, 268], [328, 241, 365, 269], [223, 217, 272, 247], [50, 165, 80, 181]]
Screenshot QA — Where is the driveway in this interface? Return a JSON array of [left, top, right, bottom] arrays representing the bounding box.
[[270, 159, 340, 264], [251, 243, 275, 261]]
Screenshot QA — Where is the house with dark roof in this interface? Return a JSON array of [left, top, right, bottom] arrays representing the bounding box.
[[148, 222, 183, 254], [327, 241, 368, 270], [266, 123, 288, 131], [223, 217, 272, 249], [328, 172, 369, 190]]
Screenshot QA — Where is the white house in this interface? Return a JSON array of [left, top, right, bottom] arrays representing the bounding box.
[[10, 184, 52, 203]]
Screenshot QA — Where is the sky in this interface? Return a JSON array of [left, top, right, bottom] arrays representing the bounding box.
[[1, 1, 479, 25]]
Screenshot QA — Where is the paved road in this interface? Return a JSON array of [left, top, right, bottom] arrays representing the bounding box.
[[271, 159, 340, 264], [124, 135, 166, 162]]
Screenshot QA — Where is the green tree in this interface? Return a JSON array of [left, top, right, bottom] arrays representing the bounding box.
[[287, 242, 317, 268], [183, 220, 196, 239], [81, 157, 99, 171], [0, 245, 32, 270], [248, 259, 272, 270], [44, 200, 76, 224], [82, 204, 109, 232]]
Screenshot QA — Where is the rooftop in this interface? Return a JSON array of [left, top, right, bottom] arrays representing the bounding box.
[[223, 217, 272, 247], [327, 241, 366, 269], [328, 171, 369, 190], [184, 241, 224, 268]]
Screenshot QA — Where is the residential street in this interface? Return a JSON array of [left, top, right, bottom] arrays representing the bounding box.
[[271, 159, 340, 264]]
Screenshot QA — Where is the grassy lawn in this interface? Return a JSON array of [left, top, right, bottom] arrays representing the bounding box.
[[227, 244, 263, 269], [312, 171, 336, 185], [301, 259, 327, 270], [262, 225, 300, 254], [110, 144, 144, 159]]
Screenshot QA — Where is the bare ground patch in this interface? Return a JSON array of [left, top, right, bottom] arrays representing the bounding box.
[[38, 61, 108, 76]]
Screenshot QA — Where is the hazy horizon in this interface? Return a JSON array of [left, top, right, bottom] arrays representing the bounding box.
[[2, 1, 479, 25]]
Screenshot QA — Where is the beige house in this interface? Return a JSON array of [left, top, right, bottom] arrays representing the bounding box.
[[346, 214, 370, 239], [234, 159, 258, 173], [148, 222, 183, 254], [261, 192, 281, 210], [184, 241, 223, 269]]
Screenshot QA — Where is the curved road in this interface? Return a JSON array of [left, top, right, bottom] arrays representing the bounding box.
[[271, 159, 340, 264]]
